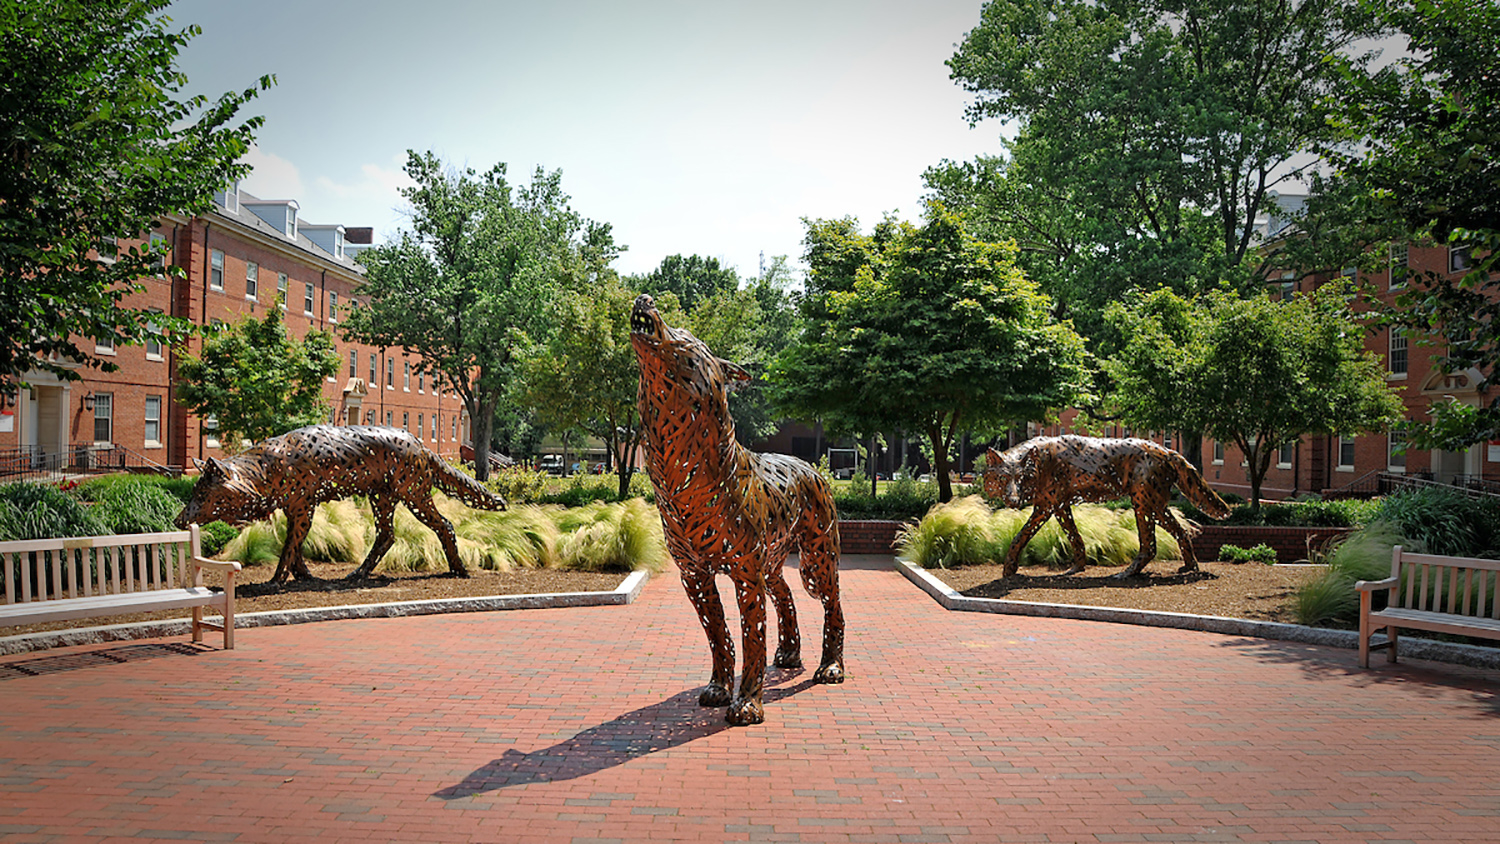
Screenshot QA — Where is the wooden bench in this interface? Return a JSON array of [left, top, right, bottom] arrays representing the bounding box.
[[1356, 545, 1500, 668], [0, 525, 241, 648]]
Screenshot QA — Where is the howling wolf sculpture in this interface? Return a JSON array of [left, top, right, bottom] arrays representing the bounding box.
[[175, 425, 507, 583], [983, 435, 1230, 578], [630, 294, 845, 726]]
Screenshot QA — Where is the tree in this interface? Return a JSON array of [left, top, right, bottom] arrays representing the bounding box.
[[341, 151, 593, 480], [1107, 288, 1404, 508], [517, 273, 646, 499], [1325, 0, 1500, 449], [175, 303, 339, 450], [938, 0, 1385, 337], [0, 0, 271, 398], [639, 254, 739, 312], [770, 203, 1092, 502]]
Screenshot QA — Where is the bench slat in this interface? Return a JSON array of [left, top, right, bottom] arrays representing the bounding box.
[[1369, 607, 1500, 641], [0, 586, 226, 626]]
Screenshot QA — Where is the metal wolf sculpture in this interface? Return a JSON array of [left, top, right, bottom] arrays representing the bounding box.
[[175, 425, 507, 583], [983, 435, 1230, 578], [630, 294, 845, 726]]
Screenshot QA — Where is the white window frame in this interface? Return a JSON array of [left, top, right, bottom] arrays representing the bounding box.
[[1388, 327, 1409, 378], [387, 358, 394, 389], [210, 249, 224, 290], [93, 392, 113, 444], [1450, 244, 1473, 274], [1212, 441, 1224, 465], [95, 335, 116, 356], [204, 414, 220, 450], [418, 413, 424, 440], [1336, 435, 1356, 472], [369, 353, 377, 385], [1276, 442, 1294, 469], [98, 235, 118, 265], [278, 272, 288, 309], [246, 261, 258, 300], [328, 290, 338, 323], [349, 349, 357, 377], [1390, 243, 1409, 290], [144, 312, 163, 361], [303, 281, 315, 315], [1388, 429, 1407, 473], [149, 232, 167, 276], [404, 362, 411, 391], [144, 396, 162, 448]]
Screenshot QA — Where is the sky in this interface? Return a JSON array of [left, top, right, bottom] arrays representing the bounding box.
[[168, 0, 1008, 278]]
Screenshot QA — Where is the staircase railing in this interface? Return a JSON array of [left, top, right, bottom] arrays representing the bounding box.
[[0, 443, 179, 484]]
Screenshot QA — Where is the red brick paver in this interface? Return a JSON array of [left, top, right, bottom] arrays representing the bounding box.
[[3, 556, 1498, 843]]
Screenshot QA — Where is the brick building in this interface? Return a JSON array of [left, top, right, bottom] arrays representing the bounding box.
[[1045, 238, 1495, 501], [3, 185, 471, 474]]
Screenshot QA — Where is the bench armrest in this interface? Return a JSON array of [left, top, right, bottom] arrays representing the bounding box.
[[193, 557, 243, 573], [1355, 576, 1397, 592]]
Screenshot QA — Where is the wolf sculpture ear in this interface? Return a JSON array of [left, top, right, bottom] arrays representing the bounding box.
[[719, 359, 752, 392], [986, 447, 1003, 463]]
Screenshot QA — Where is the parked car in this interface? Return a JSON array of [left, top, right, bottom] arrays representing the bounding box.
[[539, 455, 564, 475]]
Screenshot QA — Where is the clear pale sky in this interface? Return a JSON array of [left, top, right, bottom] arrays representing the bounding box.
[[169, 1, 1008, 278]]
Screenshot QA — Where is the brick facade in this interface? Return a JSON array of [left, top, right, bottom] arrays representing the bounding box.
[[4, 188, 471, 473]]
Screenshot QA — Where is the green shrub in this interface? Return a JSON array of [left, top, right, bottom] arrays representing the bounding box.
[[1373, 486, 1500, 558], [1182, 497, 1377, 528], [1218, 543, 1278, 564], [484, 465, 552, 504], [0, 482, 106, 541], [89, 483, 183, 535], [74, 473, 197, 504], [835, 476, 939, 520], [538, 475, 621, 507], [1293, 522, 1405, 628], [199, 521, 239, 556]]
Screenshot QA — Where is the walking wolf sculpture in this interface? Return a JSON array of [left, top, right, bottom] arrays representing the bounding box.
[[630, 294, 845, 726], [983, 436, 1230, 578], [175, 425, 507, 583]]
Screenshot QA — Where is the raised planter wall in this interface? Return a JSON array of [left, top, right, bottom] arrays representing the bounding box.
[[839, 520, 905, 554], [1193, 525, 1353, 564]]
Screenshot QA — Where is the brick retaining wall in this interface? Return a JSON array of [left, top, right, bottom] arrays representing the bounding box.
[[839, 520, 906, 554], [1193, 525, 1352, 564]]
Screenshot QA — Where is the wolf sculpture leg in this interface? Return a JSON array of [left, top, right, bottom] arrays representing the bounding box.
[[1055, 506, 1088, 574], [765, 569, 803, 669], [405, 494, 469, 577], [1004, 504, 1055, 577], [681, 565, 734, 707], [349, 493, 399, 580], [271, 504, 316, 583], [729, 573, 769, 726], [797, 522, 845, 684]]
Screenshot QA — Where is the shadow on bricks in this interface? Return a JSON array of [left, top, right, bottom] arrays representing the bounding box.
[[0, 642, 206, 680], [436, 671, 821, 798]]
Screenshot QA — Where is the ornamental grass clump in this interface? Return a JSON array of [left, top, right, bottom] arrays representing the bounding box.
[[898, 494, 1189, 570], [1293, 521, 1406, 628], [555, 498, 668, 573], [0, 482, 105, 541], [457, 504, 561, 571]]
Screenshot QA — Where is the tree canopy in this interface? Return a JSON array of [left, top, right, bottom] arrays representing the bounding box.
[[1325, 0, 1500, 449], [0, 0, 271, 397], [770, 203, 1092, 502], [638, 254, 740, 312], [1106, 288, 1404, 507], [342, 151, 600, 479], [935, 0, 1385, 339], [174, 303, 339, 450]]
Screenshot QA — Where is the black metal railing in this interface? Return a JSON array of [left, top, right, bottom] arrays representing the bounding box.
[[0, 443, 178, 484], [1323, 469, 1500, 501]]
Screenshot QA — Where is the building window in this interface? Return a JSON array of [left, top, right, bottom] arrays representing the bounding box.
[[385, 411, 393, 427], [150, 232, 167, 275], [92, 392, 113, 443], [204, 415, 219, 449], [369, 353, 377, 384], [1212, 441, 1224, 465], [1163, 431, 1173, 451], [404, 363, 411, 391], [1450, 244, 1473, 274], [418, 372, 424, 393], [365, 409, 375, 425], [98, 235, 118, 265], [144, 396, 162, 447], [1337, 436, 1356, 470], [95, 335, 115, 355], [417, 414, 424, 440], [1388, 429, 1407, 472], [452, 418, 458, 441], [387, 358, 394, 389], [210, 249, 224, 290], [430, 415, 437, 441], [348, 349, 357, 377], [145, 312, 163, 360], [1277, 442, 1294, 468], [402, 412, 409, 432], [329, 290, 338, 322], [246, 261, 258, 300], [278, 272, 288, 309], [284, 205, 297, 238], [1390, 243, 1409, 289], [1389, 327, 1408, 376], [303, 281, 315, 315]]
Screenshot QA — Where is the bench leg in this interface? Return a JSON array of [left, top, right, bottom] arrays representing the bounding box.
[[192, 605, 204, 645], [223, 571, 235, 650], [1359, 590, 1373, 669], [1387, 625, 1397, 664]]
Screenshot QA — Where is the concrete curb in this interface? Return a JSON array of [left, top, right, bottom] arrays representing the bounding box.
[[0, 569, 651, 656], [896, 558, 1500, 671]]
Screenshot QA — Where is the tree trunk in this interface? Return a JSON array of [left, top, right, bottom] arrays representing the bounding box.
[[1181, 428, 1204, 470], [472, 400, 496, 482], [928, 424, 954, 503], [869, 433, 878, 498]]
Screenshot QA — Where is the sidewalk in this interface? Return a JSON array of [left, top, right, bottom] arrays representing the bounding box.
[[2, 555, 1498, 843]]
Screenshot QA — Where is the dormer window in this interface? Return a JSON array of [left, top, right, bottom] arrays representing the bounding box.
[[242, 199, 301, 240], [213, 180, 239, 213], [284, 204, 297, 238], [335, 229, 345, 259]]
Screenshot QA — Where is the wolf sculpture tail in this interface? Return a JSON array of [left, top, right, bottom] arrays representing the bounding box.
[[431, 454, 508, 511], [1170, 453, 1230, 519]]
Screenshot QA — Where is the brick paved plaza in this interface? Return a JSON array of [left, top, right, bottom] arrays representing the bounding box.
[[3, 555, 1499, 843]]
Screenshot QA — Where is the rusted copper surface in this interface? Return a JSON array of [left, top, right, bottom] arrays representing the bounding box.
[[175, 425, 507, 583], [983, 436, 1230, 578], [630, 294, 845, 726]]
